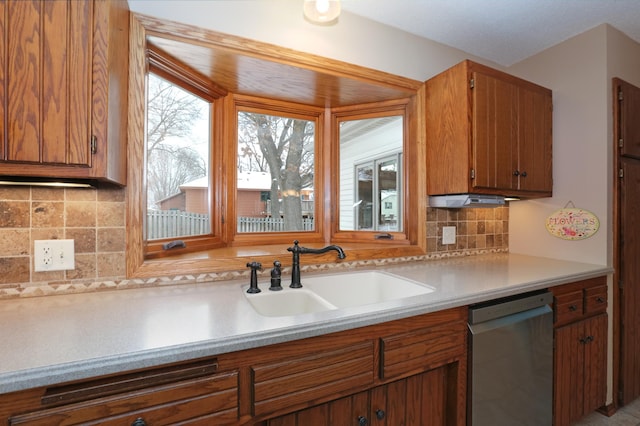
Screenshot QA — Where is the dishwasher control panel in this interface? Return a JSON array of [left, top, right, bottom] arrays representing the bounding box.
[[468, 290, 553, 324]]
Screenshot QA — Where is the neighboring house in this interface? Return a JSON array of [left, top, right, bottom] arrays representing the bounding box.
[[157, 176, 209, 215], [236, 171, 272, 217], [157, 172, 313, 218]]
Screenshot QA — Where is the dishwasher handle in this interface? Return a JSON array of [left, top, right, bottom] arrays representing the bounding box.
[[468, 291, 553, 324], [468, 304, 552, 335]]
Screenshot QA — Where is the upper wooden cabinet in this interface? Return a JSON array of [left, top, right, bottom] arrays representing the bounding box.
[[426, 60, 552, 198], [0, 0, 129, 185]]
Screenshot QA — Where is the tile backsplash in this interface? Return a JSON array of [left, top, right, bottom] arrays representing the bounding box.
[[0, 186, 125, 297], [426, 206, 509, 254], [0, 186, 508, 298]]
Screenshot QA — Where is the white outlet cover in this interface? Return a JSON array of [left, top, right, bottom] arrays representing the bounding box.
[[34, 239, 75, 272], [442, 226, 456, 245]]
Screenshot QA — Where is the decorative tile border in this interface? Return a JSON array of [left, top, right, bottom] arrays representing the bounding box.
[[0, 248, 507, 300]]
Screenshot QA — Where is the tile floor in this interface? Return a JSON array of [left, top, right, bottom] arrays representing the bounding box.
[[574, 398, 640, 425]]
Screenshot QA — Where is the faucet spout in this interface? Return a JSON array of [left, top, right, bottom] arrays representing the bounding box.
[[287, 240, 346, 288]]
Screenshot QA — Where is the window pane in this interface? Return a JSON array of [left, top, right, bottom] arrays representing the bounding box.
[[237, 112, 315, 233], [378, 157, 400, 231], [339, 116, 403, 231], [145, 74, 210, 240], [355, 164, 373, 230]]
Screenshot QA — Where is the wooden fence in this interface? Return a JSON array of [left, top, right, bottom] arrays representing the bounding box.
[[147, 210, 210, 240], [147, 210, 314, 239], [238, 217, 314, 233]]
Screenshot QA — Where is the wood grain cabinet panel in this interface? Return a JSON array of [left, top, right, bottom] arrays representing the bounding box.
[[552, 276, 608, 426], [426, 59, 552, 199], [380, 317, 466, 381], [263, 307, 468, 426], [9, 369, 239, 426], [251, 341, 375, 418], [267, 367, 457, 426], [0, 0, 128, 184]]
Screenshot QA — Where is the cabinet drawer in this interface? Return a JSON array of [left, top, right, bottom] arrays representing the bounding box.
[[251, 340, 374, 417], [380, 320, 466, 381], [585, 285, 607, 314], [554, 291, 584, 325], [9, 371, 239, 426]]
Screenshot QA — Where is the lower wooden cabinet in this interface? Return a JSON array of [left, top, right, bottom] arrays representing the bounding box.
[[8, 360, 238, 426], [552, 277, 608, 426], [0, 308, 467, 426], [267, 366, 456, 426], [260, 307, 467, 426]]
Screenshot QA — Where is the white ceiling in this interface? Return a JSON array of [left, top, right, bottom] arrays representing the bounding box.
[[341, 0, 640, 66]]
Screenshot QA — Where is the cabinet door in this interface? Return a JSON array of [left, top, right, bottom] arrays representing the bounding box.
[[373, 368, 450, 426], [516, 85, 553, 193], [2, 0, 92, 166], [582, 314, 607, 415], [554, 314, 607, 426], [267, 391, 369, 426], [554, 320, 586, 426], [471, 71, 518, 193]]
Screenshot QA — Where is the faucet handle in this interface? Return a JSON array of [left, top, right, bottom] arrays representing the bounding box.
[[246, 261, 262, 294], [287, 240, 300, 253], [269, 260, 282, 291]]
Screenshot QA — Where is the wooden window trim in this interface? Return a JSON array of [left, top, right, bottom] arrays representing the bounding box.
[[330, 99, 415, 244], [126, 15, 427, 279], [229, 95, 327, 247]]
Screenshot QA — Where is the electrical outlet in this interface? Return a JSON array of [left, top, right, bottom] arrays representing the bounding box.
[[34, 240, 75, 272], [442, 226, 456, 245]]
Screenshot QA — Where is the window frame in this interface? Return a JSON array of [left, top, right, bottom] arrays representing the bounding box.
[[143, 50, 227, 259], [228, 95, 327, 247], [330, 100, 415, 244], [126, 16, 427, 279], [352, 152, 402, 232]]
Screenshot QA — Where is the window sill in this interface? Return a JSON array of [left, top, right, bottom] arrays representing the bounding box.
[[130, 243, 427, 279]]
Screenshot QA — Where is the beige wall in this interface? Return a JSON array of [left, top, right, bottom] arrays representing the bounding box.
[[507, 25, 610, 265], [508, 24, 640, 267]]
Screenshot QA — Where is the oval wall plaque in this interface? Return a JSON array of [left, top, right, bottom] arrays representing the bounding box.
[[546, 208, 600, 240]]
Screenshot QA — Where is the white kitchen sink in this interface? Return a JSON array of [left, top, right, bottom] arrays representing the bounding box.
[[303, 270, 435, 308], [244, 270, 434, 316], [244, 288, 337, 317]]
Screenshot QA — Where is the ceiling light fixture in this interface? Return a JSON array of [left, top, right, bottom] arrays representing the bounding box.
[[303, 0, 341, 24]]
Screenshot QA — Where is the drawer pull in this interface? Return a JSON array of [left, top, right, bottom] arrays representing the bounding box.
[[579, 336, 595, 344], [357, 415, 368, 426], [597, 297, 605, 303], [569, 305, 578, 311], [132, 418, 147, 426]]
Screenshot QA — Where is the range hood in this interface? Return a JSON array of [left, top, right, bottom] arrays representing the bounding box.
[[429, 194, 506, 208]]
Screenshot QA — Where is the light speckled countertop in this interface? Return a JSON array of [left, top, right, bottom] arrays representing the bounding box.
[[0, 253, 611, 395]]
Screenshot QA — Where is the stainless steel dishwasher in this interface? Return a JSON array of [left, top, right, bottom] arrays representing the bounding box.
[[468, 290, 554, 426]]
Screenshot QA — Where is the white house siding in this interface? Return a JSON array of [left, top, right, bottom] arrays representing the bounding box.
[[339, 119, 403, 230]]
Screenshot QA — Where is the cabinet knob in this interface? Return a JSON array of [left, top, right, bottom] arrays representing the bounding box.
[[131, 419, 147, 426], [375, 409, 386, 420], [357, 415, 368, 426], [521, 171, 528, 177], [569, 305, 577, 311], [597, 297, 605, 303], [513, 170, 520, 176]]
